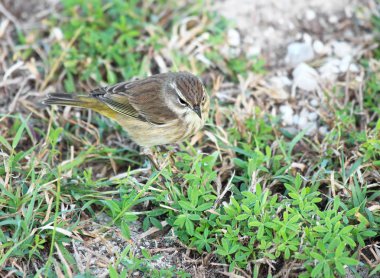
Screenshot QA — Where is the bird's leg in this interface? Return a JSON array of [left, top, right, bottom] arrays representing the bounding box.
[[162, 145, 180, 170], [167, 145, 179, 164], [141, 147, 161, 171]]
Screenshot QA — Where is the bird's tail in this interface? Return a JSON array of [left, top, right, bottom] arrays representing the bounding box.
[[43, 93, 96, 108], [43, 93, 118, 119]]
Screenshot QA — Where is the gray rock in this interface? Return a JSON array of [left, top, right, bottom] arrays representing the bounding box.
[[227, 28, 241, 47], [285, 42, 315, 66], [332, 41, 352, 58], [319, 126, 329, 135], [292, 63, 320, 92], [280, 105, 294, 125]]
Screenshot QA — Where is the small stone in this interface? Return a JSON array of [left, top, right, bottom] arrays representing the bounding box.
[[285, 42, 315, 67], [306, 122, 318, 135], [332, 41, 352, 58], [293, 62, 318, 77], [280, 105, 294, 115], [319, 126, 329, 135], [229, 47, 241, 57], [244, 36, 254, 44], [269, 76, 292, 88], [298, 115, 317, 135], [220, 45, 230, 57], [298, 117, 309, 129], [300, 108, 309, 118], [227, 29, 241, 47], [308, 112, 318, 121], [303, 33, 313, 45], [298, 108, 310, 129], [349, 64, 359, 72], [329, 15, 339, 24], [319, 58, 341, 82], [247, 45, 261, 57], [220, 44, 241, 58], [345, 6, 353, 18], [339, 55, 352, 72], [279, 105, 294, 126], [310, 99, 319, 107], [51, 27, 63, 41], [305, 9, 316, 21], [313, 40, 330, 55], [292, 63, 320, 92], [294, 75, 319, 92], [313, 40, 323, 54], [293, 114, 300, 125]]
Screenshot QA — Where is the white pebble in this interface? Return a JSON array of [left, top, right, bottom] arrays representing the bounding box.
[[319, 126, 329, 135], [319, 58, 340, 82], [293, 114, 300, 125], [332, 41, 352, 58], [280, 105, 294, 115], [313, 40, 330, 55], [229, 47, 241, 57], [310, 99, 319, 107], [285, 42, 315, 67], [308, 112, 318, 121], [298, 117, 309, 129], [329, 15, 339, 24], [338, 56, 360, 73], [247, 45, 261, 57], [280, 105, 294, 126], [339, 55, 352, 72], [293, 62, 318, 77], [220, 44, 241, 58], [270, 76, 292, 88], [227, 29, 241, 47], [305, 9, 317, 21], [51, 27, 63, 41], [300, 108, 309, 118], [292, 63, 320, 92], [303, 33, 313, 45], [306, 122, 318, 135], [349, 64, 359, 72]]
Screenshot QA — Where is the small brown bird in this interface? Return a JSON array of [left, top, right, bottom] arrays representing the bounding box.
[[44, 72, 209, 152]]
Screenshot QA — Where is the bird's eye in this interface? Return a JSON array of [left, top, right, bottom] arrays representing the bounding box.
[[202, 95, 206, 103], [178, 97, 187, 106]]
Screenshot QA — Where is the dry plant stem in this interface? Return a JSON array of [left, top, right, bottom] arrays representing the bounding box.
[[0, 2, 20, 29]]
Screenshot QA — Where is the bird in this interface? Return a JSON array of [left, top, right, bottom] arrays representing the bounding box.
[[43, 71, 210, 168]]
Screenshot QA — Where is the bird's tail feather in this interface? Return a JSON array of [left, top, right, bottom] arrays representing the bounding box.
[[43, 93, 118, 119], [43, 93, 96, 108]]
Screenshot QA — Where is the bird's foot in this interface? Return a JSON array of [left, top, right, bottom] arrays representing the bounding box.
[[141, 147, 161, 171]]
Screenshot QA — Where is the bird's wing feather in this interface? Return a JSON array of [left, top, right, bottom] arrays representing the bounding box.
[[89, 74, 177, 125]]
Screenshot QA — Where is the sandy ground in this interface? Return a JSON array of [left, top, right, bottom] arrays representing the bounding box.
[[214, 0, 374, 67]]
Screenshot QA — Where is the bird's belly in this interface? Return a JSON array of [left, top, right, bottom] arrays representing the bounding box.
[[114, 114, 204, 147]]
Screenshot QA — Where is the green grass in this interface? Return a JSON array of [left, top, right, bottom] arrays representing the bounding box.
[[1, 0, 379, 277]]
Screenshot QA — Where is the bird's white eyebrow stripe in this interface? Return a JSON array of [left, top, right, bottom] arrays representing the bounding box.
[[170, 82, 188, 103]]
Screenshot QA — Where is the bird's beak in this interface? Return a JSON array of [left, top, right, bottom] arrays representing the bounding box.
[[193, 105, 202, 119]]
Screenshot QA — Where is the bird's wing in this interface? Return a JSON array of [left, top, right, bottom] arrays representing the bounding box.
[[89, 74, 177, 125]]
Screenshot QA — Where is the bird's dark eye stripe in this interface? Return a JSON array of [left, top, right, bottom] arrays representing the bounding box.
[[178, 97, 187, 106]]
